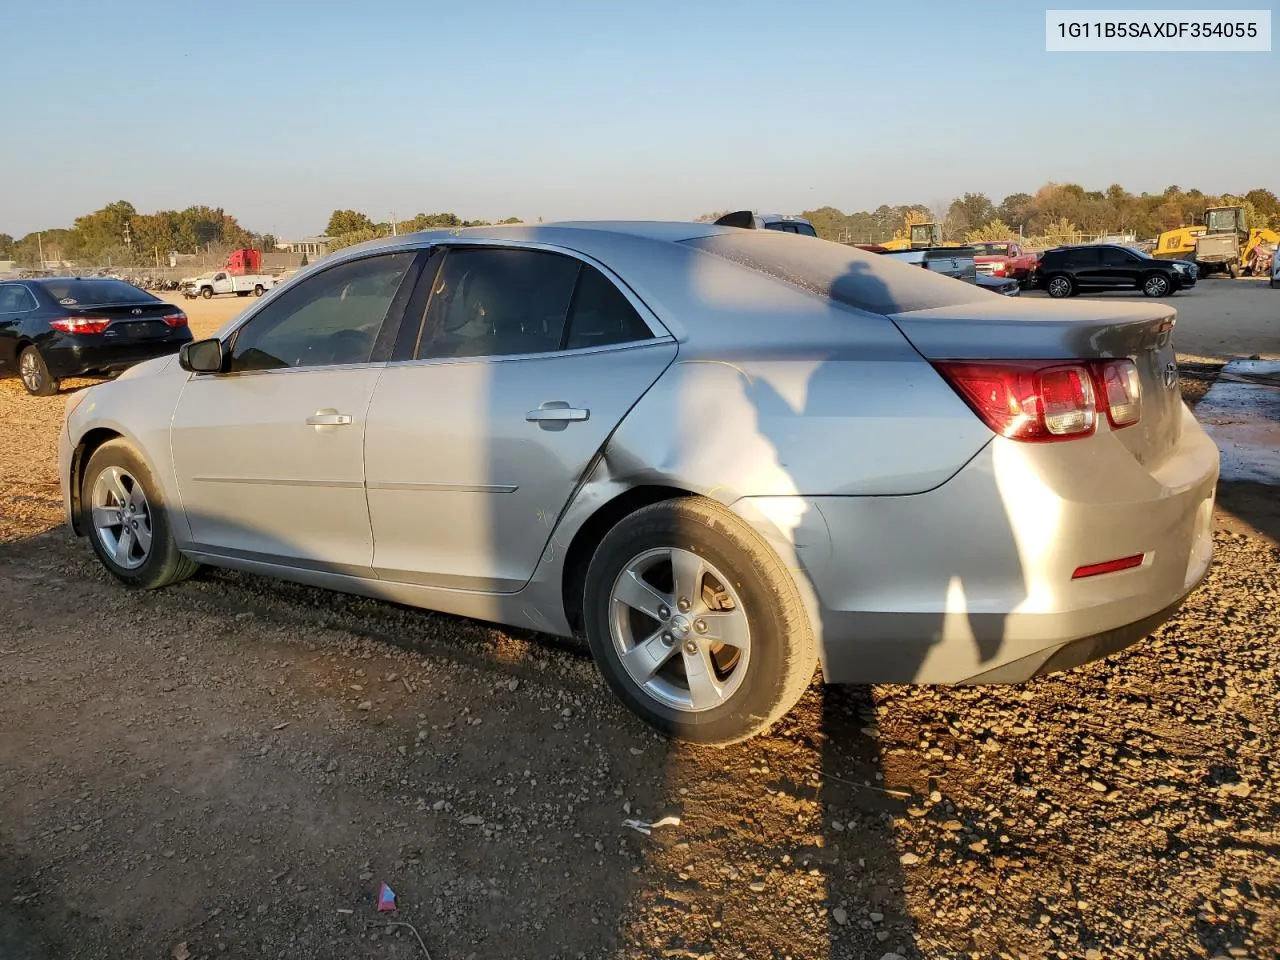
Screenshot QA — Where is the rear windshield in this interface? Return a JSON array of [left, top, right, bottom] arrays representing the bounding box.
[[37, 279, 159, 306], [971, 243, 1010, 256], [683, 231, 987, 315]]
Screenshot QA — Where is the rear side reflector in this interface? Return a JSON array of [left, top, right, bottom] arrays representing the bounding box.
[[933, 358, 1143, 443], [1072, 554, 1145, 579], [162, 313, 188, 327], [50, 316, 110, 335]]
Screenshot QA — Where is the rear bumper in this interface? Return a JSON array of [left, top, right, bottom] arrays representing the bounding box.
[[739, 405, 1219, 684], [43, 332, 192, 379]]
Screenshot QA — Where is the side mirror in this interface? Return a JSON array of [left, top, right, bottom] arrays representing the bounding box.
[[179, 338, 225, 374]]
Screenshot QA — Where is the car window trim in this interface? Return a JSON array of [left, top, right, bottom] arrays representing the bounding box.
[[392, 239, 671, 364], [385, 336, 673, 371], [205, 247, 428, 379]]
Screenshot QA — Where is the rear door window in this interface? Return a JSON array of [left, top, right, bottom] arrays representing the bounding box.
[[413, 247, 581, 360]]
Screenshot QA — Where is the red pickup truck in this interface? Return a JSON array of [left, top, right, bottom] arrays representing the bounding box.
[[970, 241, 1039, 283]]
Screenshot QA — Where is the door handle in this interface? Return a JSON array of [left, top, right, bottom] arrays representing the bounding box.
[[306, 412, 352, 426], [526, 405, 589, 423]]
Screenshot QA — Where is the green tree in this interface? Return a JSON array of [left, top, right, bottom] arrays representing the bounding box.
[[965, 219, 1018, 242], [0, 234, 14, 259], [943, 193, 995, 241], [325, 209, 375, 237]]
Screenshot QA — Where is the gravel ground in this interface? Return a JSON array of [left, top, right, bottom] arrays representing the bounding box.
[[1, 293, 1277, 960]]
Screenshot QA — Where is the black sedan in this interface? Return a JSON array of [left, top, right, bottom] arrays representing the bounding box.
[[0, 278, 192, 395]]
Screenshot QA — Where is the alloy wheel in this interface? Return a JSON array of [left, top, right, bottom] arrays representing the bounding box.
[[19, 350, 41, 393], [90, 465, 153, 570], [609, 547, 751, 712]]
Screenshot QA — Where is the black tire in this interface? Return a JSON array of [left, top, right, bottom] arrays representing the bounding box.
[[201, 287, 213, 299], [81, 439, 200, 590], [1045, 274, 1074, 298], [18, 345, 58, 396], [253, 284, 265, 297], [1270, 277, 1278, 289], [1142, 273, 1172, 297], [1227, 262, 1241, 279], [583, 497, 818, 745]]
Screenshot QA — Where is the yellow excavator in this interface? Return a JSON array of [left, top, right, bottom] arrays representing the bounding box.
[[1153, 205, 1279, 277], [880, 222, 967, 251]]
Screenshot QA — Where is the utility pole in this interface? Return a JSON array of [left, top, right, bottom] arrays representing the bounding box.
[[390, 212, 398, 237], [37, 232, 44, 269]]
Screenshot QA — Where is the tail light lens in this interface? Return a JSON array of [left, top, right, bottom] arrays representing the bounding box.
[[162, 312, 188, 327], [49, 316, 110, 335], [1097, 359, 1142, 427], [934, 358, 1143, 443]]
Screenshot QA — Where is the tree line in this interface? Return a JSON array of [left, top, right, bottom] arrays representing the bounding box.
[[797, 183, 1280, 246], [5, 183, 1277, 268], [0, 201, 276, 269], [323, 210, 524, 251]]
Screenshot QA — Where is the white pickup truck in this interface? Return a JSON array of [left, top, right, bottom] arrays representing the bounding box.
[[183, 271, 280, 300]]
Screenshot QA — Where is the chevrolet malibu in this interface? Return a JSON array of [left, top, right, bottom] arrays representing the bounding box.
[[58, 222, 1219, 744]]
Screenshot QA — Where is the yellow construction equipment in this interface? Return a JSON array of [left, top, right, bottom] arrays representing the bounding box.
[[880, 222, 966, 251], [1154, 206, 1280, 277]]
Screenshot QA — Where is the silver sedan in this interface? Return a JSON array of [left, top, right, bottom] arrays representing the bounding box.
[[58, 222, 1219, 744]]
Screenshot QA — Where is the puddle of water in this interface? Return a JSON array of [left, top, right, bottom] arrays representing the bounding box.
[[1196, 361, 1280, 484]]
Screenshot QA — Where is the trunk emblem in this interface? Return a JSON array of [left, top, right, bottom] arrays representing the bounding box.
[[131, 308, 143, 315], [1164, 361, 1178, 389]]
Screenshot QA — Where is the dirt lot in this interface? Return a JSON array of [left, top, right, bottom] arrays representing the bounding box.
[[1, 286, 1277, 960]]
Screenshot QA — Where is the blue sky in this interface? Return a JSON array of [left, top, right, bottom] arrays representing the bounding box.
[[1, 0, 1275, 239]]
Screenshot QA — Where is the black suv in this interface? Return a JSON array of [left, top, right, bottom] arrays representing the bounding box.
[[1036, 244, 1196, 298]]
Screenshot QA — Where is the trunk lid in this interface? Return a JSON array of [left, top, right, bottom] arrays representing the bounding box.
[[67, 301, 181, 340], [890, 297, 1183, 466]]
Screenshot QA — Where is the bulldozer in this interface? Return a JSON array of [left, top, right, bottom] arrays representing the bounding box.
[[1153, 206, 1280, 277], [879, 221, 966, 251]]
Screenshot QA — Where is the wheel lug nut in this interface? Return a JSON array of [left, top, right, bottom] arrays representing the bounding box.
[[658, 606, 670, 620], [677, 598, 691, 612], [694, 619, 707, 634], [661, 631, 674, 646], [683, 640, 698, 655]]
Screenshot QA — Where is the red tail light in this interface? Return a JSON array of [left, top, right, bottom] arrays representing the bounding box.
[[49, 316, 110, 335], [1096, 359, 1142, 427], [933, 358, 1143, 443], [162, 312, 188, 327]]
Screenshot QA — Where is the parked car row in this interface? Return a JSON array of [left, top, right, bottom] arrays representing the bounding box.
[[46, 219, 1219, 744]]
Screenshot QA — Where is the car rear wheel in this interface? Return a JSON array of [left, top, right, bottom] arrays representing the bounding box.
[[583, 497, 817, 745], [253, 284, 265, 297], [1046, 274, 1074, 298], [1142, 273, 1171, 297], [18, 346, 58, 396], [82, 439, 200, 590]]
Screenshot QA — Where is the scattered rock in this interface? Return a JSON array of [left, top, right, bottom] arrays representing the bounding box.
[[899, 853, 920, 866], [832, 907, 848, 926], [356, 701, 373, 712]]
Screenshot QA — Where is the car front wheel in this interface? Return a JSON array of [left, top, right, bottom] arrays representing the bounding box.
[[583, 497, 818, 745], [81, 439, 200, 589], [1143, 274, 1171, 297]]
